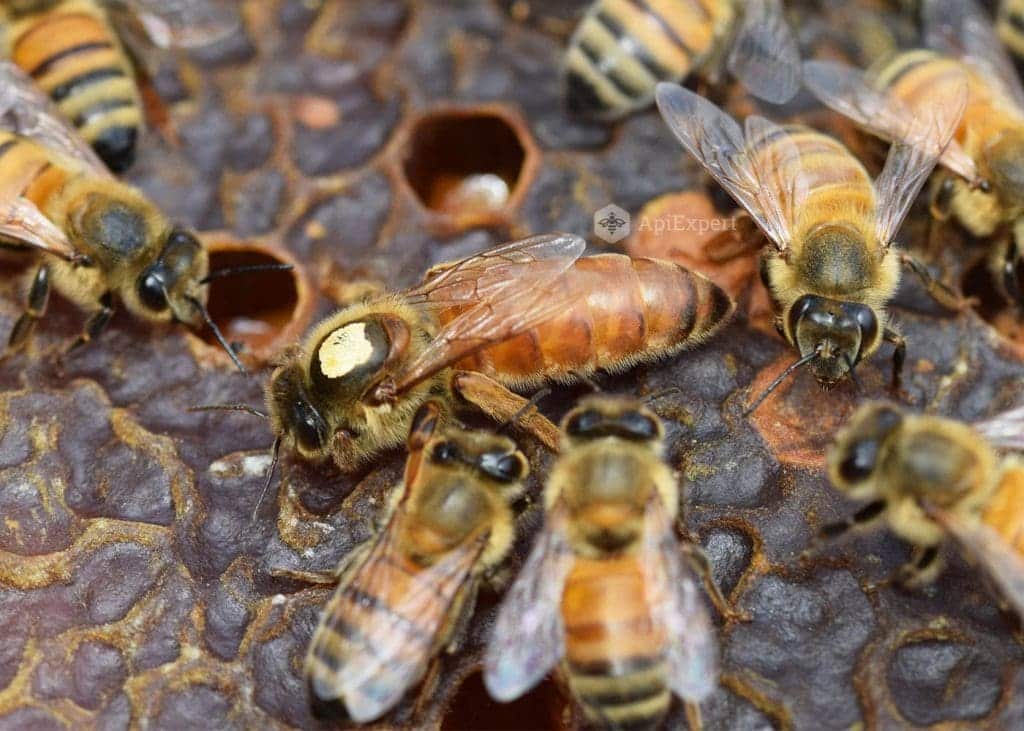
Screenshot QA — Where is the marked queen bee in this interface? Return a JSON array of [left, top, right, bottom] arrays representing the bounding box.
[[804, 0, 1024, 311], [0, 0, 238, 172], [484, 395, 741, 730], [564, 0, 802, 120], [655, 77, 967, 411], [815, 402, 1024, 615], [201, 233, 734, 500], [0, 60, 270, 372], [284, 401, 529, 722]]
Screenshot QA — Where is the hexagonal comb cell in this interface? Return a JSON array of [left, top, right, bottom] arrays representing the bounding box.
[[397, 106, 539, 230], [197, 238, 314, 368]]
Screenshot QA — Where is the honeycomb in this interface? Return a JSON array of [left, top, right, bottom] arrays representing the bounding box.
[[0, 0, 1022, 729]]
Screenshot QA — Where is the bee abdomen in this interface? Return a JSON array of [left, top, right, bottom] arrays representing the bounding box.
[[8, 4, 141, 171], [567, 657, 671, 730], [999, 0, 1024, 58], [565, 0, 730, 118], [870, 51, 967, 127], [459, 254, 732, 386]]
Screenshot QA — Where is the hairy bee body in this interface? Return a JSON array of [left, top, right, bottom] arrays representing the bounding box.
[[998, 0, 1024, 58], [450, 254, 733, 387], [1, 0, 142, 172], [306, 410, 527, 721], [565, 0, 736, 118]]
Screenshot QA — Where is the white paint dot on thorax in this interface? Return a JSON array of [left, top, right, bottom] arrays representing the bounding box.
[[319, 322, 375, 378]]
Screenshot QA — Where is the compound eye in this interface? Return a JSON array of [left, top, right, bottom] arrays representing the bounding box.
[[138, 268, 169, 311], [431, 441, 459, 464], [838, 439, 880, 483], [566, 409, 603, 437], [846, 304, 878, 359], [291, 400, 327, 452], [615, 411, 659, 441], [786, 294, 821, 336], [479, 452, 526, 482]]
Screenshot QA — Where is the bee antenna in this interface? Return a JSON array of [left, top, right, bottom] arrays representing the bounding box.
[[252, 436, 282, 523], [743, 348, 820, 417], [189, 403, 269, 419], [498, 387, 551, 434], [185, 294, 248, 375], [642, 386, 682, 405], [843, 354, 864, 394], [199, 262, 293, 285]]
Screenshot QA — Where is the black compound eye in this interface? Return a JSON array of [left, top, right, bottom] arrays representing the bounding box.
[[566, 409, 603, 437], [166, 227, 201, 252], [786, 294, 822, 336], [431, 441, 460, 464], [615, 411, 659, 441], [291, 400, 327, 451], [138, 268, 169, 311], [841, 303, 878, 360], [479, 452, 525, 483], [839, 439, 880, 483]]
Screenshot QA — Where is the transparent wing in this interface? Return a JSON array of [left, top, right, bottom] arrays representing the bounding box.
[[0, 61, 111, 177], [727, 0, 801, 105], [802, 59, 979, 186], [388, 235, 586, 394], [108, 0, 241, 49], [975, 405, 1024, 451], [930, 505, 1024, 619], [642, 498, 718, 702], [307, 515, 486, 721], [0, 197, 87, 264], [483, 506, 573, 702], [655, 82, 797, 252], [922, 0, 1024, 109]]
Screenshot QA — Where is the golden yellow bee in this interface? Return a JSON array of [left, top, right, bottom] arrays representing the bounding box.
[[0, 60, 261, 371], [0, 0, 237, 171], [818, 402, 1024, 613], [564, 0, 801, 120], [655, 79, 966, 410], [205, 234, 733, 486], [484, 395, 739, 730], [287, 401, 528, 723], [805, 0, 1024, 310]]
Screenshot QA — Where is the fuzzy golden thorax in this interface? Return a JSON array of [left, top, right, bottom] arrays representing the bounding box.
[[265, 297, 449, 471]]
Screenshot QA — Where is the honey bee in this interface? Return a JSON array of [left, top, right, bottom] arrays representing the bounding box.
[[291, 401, 529, 722], [484, 395, 740, 730], [655, 79, 966, 410], [998, 0, 1024, 59], [0, 60, 259, 371], [219, 233, 733, 482], [564, 0, 801, 120], [0, 0, 238, 172], [804, 0, 1024, 310], [816, 402, 1024, 614]]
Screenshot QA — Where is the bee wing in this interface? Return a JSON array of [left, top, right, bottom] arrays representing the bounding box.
[[726, 0, 802, 105], [388, 234, 586, 394], [642, 498, 718, 702], [0, 61, 112, 178], [922, 0, 1024, 110], [106, 0, 241, 49], [307, 515, 487, 722], [483, 506, 574, 702], [0, 197, 86, 264], [929, 505, 1024, 619], [975, 405, 1024, 451], [802, 59, 979, 187], [655, 83, 798, 253]]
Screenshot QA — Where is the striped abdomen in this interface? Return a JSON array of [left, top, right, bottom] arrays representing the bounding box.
[[452, 254, 734, 387], [981, 462, 1024, 555], [306, 545, 445, 705], [562, 555, 669, 730], [565, 0, 734, 118], [0, 130, 75, 213], [5, 0, 141, 171], [750, 124, 875, 243], [998, 0, 1024, 60]]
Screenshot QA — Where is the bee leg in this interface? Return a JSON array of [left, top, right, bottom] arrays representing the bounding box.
[[800, 499, 888, 565], [64, 293, 114, 357], [269, 568, 340, 586], [443, 583, 479, 655], [883, 328, 906, 397], [929, 175, 956, 223], [452, 370, 560, 452], [703, 223, 761, 265], [869, 545, 941, 592], [898, 253, 975, 311], [679, 541, 750, 623], [684, 701, 704, 731], [6, 264, 50, 354]]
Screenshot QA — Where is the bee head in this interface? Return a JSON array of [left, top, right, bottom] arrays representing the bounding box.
[[828, 403, 904, 497], [561, 395, 663, 448], [268, 365, 330, 458], [788, 294, 879, 387], [984, 132, 1024, 205], [136, 228, 207, 324]]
